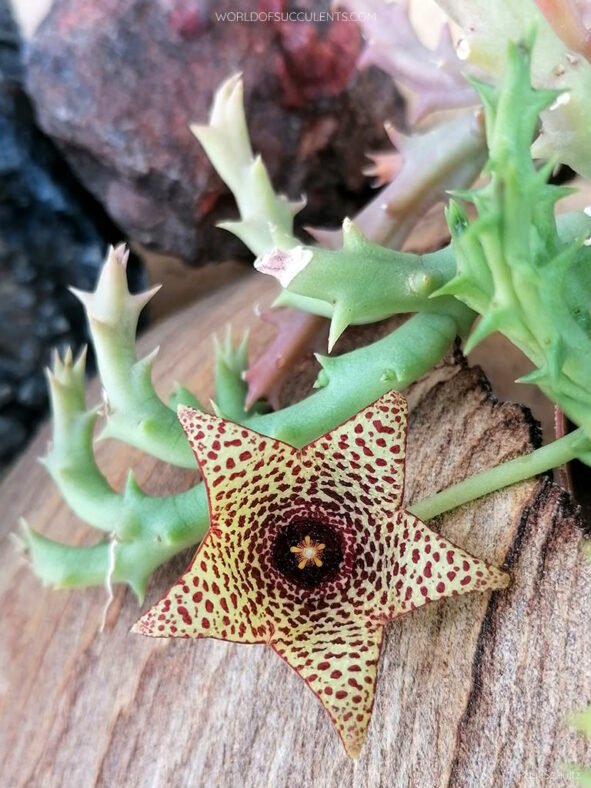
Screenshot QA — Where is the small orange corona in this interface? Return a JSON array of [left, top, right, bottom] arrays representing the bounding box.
[[290, 535, 325, 569]]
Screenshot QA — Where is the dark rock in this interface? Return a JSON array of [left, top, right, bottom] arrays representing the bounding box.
[[0, 413, 27, 461], [0, 381, 13, 408], [25, 0, 404, 263], [0, 0, 145, 472], [17, 373, 47, 410]]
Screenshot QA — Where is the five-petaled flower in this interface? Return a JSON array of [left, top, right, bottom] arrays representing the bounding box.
[[133, 391, 509, 758]]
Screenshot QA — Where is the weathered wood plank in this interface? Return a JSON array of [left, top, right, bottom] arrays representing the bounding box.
[[450, 481, 591, 787], [0, 272, 589, 787]]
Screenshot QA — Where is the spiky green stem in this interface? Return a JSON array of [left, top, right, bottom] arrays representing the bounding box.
[[191, 74, 301, 254], [21, 504, 207, 603], [28, 346, 209, 601], [430, 40, 591, 451], [249, 305, 474, 446], [71, 246, 197, 468], [265, 225, 460, 351], [306, 109, 486, 250], [213, 327, 250, 421]]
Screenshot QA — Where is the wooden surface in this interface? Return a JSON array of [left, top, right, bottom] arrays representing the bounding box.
[[1, 272, 590, 787]]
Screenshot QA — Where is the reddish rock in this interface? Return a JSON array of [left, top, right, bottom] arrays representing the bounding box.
[[25, 0, 403, 263]]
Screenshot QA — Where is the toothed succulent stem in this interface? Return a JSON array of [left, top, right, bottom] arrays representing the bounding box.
[[191, 75, 302, 255], [311, 110, 486, 251], [248, 304, 475, 446], [22, 473, 208, 603], [42, 346, 123, 531], [213, 328, 250, 420], [71, 245, 197, 468], [433, 41, 591, 449], [196, 75, 483, 358], [33, 346, 209, 600], [21, 503, 207, 603], [260, 227, 461, 351]]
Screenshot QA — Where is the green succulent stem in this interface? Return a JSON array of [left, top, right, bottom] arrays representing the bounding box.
[[22, 482, 209, 603], [433, 40, 591, 452], [213, 328, 250, 421], [28, 345, 209, 601], [71, 246, 197, 469], [409, 427, 590, 521], [191, 74, 301, 255], [270, 230, 460, 351], [249, 304, 475, 446], [21, 495, 207, 601]]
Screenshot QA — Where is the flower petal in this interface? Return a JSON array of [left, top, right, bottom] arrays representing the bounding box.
[[383, 511, 510, 619], [271, 621, 384, 759], [304, 390, 407, 512], [178, 404, 297, 516], [132, 529, 271, 642]]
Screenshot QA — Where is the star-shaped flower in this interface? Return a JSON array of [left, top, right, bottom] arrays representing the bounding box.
[[133, 391, 509, 757]]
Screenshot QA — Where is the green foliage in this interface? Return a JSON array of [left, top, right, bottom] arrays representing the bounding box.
[[433, 40, 591, 445], [191, 74, 301, 255], [71, 246, 196, 468], [212, 327, 250, 421], [269, 220, 460, 350], [22, 344, 208, 602]]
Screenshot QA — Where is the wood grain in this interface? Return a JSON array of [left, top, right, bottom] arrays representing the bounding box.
[[1, 272, 590, 787]]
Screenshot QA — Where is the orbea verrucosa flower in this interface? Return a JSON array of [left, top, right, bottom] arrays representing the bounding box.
[[133, 391, 509, 757]]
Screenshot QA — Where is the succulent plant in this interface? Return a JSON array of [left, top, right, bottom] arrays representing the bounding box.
[[20, 30, 591, 606]]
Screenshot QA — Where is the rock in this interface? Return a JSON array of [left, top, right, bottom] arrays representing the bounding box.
[[0, 413, 27, 457], [25, 0, 404, 263], [0, 0, 144, 471]]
